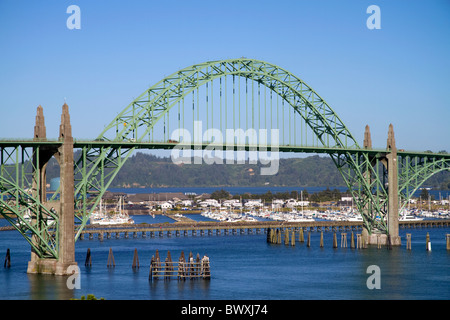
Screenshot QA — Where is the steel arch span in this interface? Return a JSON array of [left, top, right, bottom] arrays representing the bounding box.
[[98, 58, 358, 148]]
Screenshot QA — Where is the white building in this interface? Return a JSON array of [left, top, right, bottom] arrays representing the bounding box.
[[161, 202, 173, 209], [198, 199, 220, 208], [285, 199, 310, 207], [180, 200, 193, 207], [244, 200, 263, 208]]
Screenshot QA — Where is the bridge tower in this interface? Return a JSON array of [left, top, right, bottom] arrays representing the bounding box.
[[385, 124, 401, 245], [27, 104, 77, 275], [362, 124, 401, 246]]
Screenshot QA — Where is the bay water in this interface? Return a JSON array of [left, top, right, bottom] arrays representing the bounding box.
[[0, 215, 448, 300]]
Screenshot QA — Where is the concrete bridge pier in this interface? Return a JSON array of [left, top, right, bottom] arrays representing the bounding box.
[[384, 124, 401, 246], [361, 124, 401, 247], [27, 104, 77, 275]]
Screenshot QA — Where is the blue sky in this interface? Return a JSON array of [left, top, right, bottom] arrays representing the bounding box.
[[0, 0, 449, 153]]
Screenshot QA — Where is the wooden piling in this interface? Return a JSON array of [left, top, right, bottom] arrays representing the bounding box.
[[387, 235, 392, 250], [341, 233, 347, 248], [350, 232, 355, 249], [333, 232, 338, 248], [319, 231, 324, 248], [299, 228, 304, 242], [132, 248, 140, 269], [196, 253, 200, 276], [291, 230, 295, 246], [307, 231, 311, 247], [165, 251, 173, 280], [107, 247, 115, 268], [149, 256, 155, 281], [406, 233, 412, 250], [447, 234, 450, 251], [426, 232, 431, 251], [356, 234, 362, 249], [277, 229, 281, 244], [85, 248, 92, 267], [188, 252, 193, 278], [155, 250, 161, 278], [4, 248, 10, 268], [177, 251, 185, 281], [284, 228, 289, 245]]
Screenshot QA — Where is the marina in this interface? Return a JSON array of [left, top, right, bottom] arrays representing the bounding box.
[[76, 218, 449, 241]]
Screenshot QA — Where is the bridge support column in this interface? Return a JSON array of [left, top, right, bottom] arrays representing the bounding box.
[[361, 124, 401, 246], [27, 104, 77, 275], [28, 105, 51, 270], [385, 124, 401, 246]]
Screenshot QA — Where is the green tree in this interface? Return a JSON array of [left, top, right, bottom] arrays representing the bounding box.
[[211, 189, 231, 200]]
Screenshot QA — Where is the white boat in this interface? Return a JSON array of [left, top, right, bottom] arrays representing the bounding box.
[[399, 214, 423, 221], [347, 215, 363, 222], [287, 214, 315, 222], [16, 209, 56, 227], [96, 215, 134, 225], [347, 216, 363, 222], [399, 209, 424, 221], [90, 197, 134, 225]]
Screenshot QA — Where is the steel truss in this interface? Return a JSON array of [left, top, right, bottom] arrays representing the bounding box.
[[398, 153, 450, 209], [0, 144, 59, 258]]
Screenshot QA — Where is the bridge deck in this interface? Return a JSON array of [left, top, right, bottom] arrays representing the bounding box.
[[1, 139, 449, 158]]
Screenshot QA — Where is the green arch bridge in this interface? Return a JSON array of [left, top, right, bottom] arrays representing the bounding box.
[[0, 58, 449, 274]]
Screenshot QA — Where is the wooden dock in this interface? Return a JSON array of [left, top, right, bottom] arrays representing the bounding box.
[[77, 219, 450, 240], [1, 219, 448, 238]]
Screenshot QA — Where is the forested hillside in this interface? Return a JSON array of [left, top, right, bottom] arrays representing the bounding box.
[[43, 151, 450, 189], [112, 153, 345, 188]]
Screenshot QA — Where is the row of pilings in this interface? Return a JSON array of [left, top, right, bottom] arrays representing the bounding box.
[[266, 228, 450, 250], [267, 228, 360, 249], [82, 247, 210, 281], [267, 227, 361, 248]]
